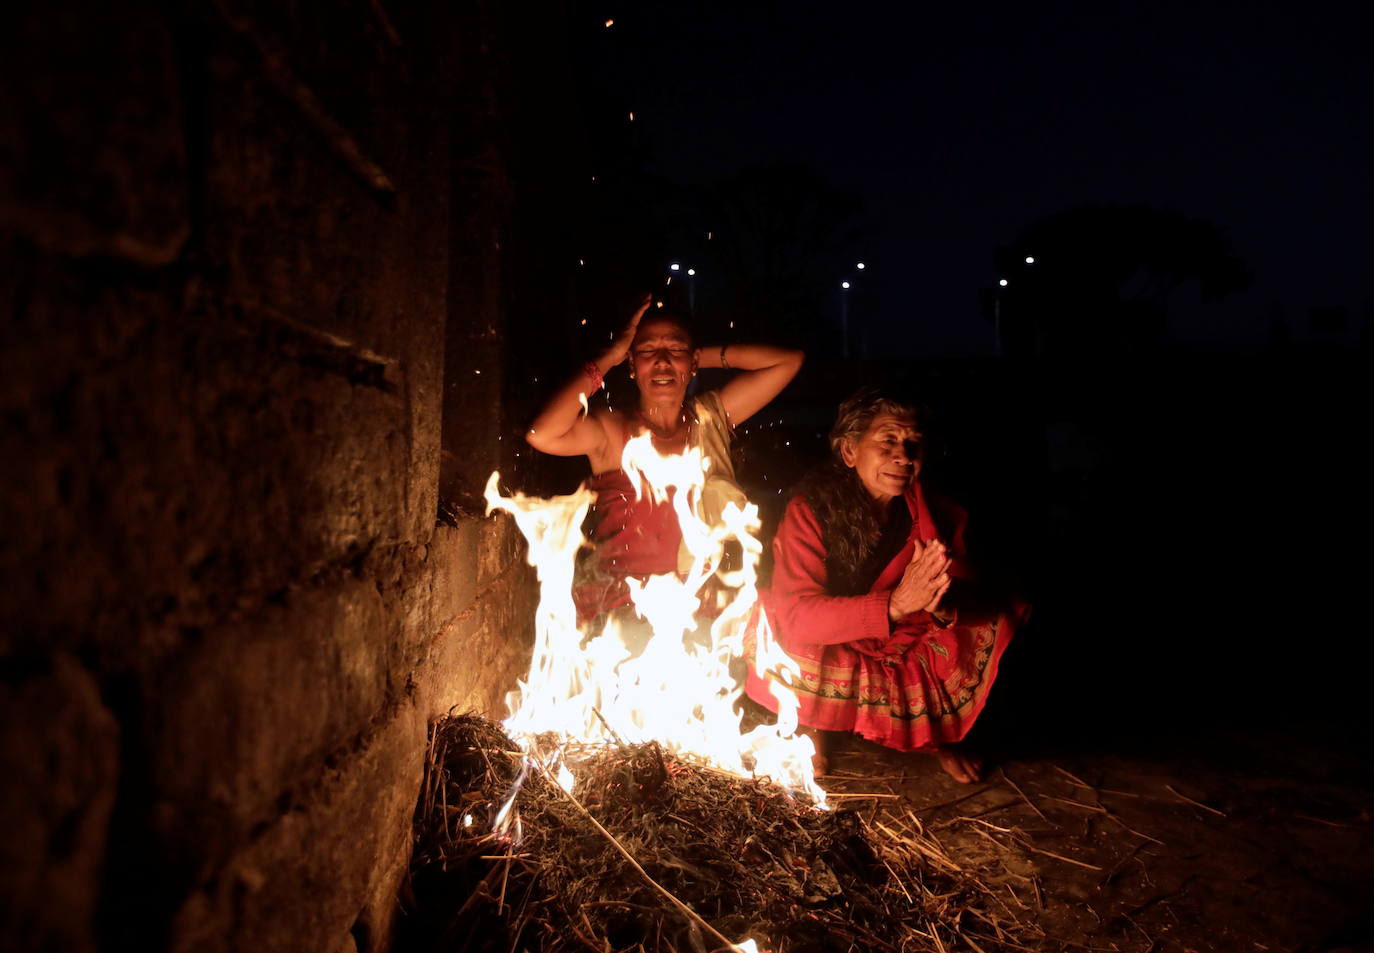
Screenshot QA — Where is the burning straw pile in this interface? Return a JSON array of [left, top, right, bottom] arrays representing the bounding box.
[[406, 712, 1038, 953]]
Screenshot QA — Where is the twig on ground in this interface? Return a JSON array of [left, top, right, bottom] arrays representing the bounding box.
[[1000, 769, 1051, 824], [1164, 784, 1226, 817]]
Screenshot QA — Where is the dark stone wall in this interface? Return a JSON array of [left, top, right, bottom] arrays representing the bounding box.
[[0, 2, 563, 950]]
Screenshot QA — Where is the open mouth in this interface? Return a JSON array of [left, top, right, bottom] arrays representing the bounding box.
[[649, 376, 676, 386]]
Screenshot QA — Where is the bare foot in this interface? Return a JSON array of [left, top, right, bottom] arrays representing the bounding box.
[[935, 745, 983, 784], [797, 724, 834, 776]]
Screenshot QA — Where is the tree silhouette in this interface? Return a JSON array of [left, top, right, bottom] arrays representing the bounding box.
[[992, 205, 1252, 356], [692, 165, 864, 351]]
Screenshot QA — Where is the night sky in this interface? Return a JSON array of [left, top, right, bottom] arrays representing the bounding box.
[[581, 0, 1373, 356]]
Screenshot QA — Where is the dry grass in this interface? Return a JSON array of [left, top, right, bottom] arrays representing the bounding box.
[[406, 712, 1059, 953]]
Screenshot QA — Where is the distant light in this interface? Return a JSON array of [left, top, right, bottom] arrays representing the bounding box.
[[670, 263, 681, 271], [655, 301, 664, 308], [580, 318, 587, 325], [841, 281, 851, 289], [628, 111, 634, 121], [999, 279, 1008, 287], [578, 258, 584, 265], [665, 276, 672, 285], [856, 262, 866, 270], [475, 368, 482, 374], [686, 268, 695, 276], [729, 321, 734, 329], [1025, 256, 1035, 264], [604, 18, 614, 27], [707, 231, 712, 240]]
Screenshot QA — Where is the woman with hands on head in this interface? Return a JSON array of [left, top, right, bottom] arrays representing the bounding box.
[[744, 389, 1020, 783], [526, 294, 804, 622]]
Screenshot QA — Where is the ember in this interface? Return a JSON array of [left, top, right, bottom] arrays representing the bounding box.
[[407, 713, 1037, 952]]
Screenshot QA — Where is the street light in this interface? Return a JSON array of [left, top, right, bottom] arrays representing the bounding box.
[[856, 262, 866, 270], [840, 280, 853, 358], [669, 263, 697, 316]]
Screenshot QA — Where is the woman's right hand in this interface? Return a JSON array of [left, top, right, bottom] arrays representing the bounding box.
[[888, 539, 951, 621], [602, 294, 652, 367]]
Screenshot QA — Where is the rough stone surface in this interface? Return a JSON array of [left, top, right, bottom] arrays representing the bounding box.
[[0, 652, 119, 953], [1, 2, 562, 950]]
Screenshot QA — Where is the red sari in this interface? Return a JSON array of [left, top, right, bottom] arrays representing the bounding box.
[[745, 484, 1015, 752], [572, 391, 741, 624], [572, 468, 681, 622]]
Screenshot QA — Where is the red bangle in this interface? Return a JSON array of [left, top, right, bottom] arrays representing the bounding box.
[[582, 362, 604, 391]]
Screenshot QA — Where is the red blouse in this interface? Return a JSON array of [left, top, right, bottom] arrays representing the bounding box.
[[764, 483, 971, 655]]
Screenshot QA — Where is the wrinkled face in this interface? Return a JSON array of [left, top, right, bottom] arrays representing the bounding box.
[[630, 319, 695, 403], [841, 413, 922, 503]]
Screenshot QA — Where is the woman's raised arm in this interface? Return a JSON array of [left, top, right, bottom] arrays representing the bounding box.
[[525, 295, 651, 458], [698, 341, 804, 427]]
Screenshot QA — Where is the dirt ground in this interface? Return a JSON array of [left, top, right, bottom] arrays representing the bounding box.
[[816, 724, 1374, 953]]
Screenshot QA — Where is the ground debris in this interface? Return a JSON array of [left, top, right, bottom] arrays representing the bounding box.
[[404, 712, 1048, 953]]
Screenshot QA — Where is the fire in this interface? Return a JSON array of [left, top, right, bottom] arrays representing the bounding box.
[[483, 432, 821, 952], [482, 434, 824, 806]]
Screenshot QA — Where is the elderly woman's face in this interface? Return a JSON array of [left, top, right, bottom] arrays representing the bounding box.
[[842, 414, 922, 503]]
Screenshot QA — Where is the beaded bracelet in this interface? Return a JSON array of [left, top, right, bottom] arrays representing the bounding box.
[[582, 362, 604, 391]]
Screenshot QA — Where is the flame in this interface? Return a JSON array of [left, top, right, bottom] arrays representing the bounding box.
[[481, 433, 823, 949], [484, 437, 824, 806]]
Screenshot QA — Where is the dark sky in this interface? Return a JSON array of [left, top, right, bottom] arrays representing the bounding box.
[[581, 0, 1373, 356]]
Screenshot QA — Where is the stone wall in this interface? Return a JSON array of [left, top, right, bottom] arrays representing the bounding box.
[[0, 2, 565, 950]]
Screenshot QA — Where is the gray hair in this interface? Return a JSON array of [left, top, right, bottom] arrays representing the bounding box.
[[828, 388, 922, 461]]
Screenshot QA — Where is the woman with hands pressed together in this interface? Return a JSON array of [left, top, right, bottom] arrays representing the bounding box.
[[526, 295, 804, 622], [745, 389, 1019, 783]]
